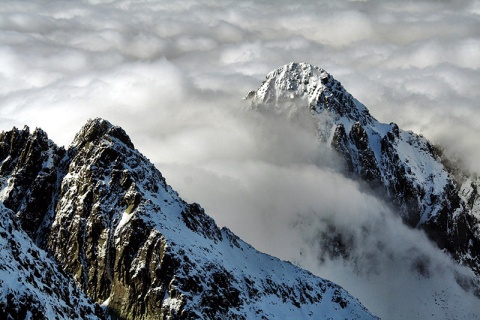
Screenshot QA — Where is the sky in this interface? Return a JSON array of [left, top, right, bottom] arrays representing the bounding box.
[[1, 0, 480, 318]]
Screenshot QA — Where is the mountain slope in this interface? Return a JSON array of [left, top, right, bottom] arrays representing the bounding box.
[[0, 202, 106, 319], [247, 62, 480, 276], [0, 119, 377, 319]]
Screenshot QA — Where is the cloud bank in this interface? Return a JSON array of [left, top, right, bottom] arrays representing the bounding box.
[[1, 0, 480, 318]]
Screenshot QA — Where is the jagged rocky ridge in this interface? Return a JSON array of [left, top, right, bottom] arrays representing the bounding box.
[[0, 119, 377, 319], [247, 62, 480, 276]]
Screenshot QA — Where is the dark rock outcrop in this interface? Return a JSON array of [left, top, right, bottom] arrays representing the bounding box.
[[0, 202, 106, 320], [0, 126, 66, 244]]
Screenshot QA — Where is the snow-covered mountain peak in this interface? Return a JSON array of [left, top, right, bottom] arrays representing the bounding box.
[[248, 62, 374, 126], [1, 119, 378, 319], [247, 63, 480, 279]]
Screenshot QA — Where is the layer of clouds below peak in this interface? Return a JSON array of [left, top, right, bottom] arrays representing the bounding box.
[[1, 0, 480, 318]]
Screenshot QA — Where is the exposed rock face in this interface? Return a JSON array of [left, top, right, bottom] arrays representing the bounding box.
[[0, 202, 106, 320], [248, 62, 480, 275], [0, 118, 377, 319], [0, 126, 66, 244]]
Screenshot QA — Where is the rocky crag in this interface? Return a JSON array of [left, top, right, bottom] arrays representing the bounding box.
[[0, 118, 377, 319]]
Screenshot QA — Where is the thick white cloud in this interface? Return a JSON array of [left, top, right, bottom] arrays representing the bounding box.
[[1, 0, 480, 318]]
